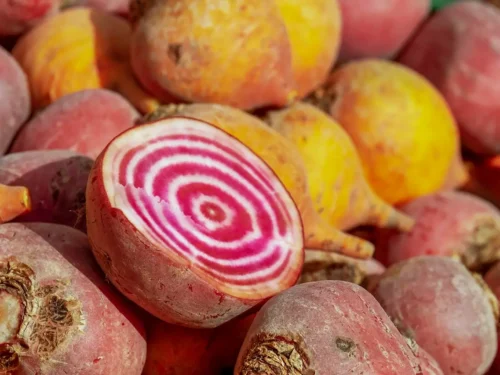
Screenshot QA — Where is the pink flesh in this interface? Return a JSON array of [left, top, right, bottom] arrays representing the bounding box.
[[106, 119, 303, 292]]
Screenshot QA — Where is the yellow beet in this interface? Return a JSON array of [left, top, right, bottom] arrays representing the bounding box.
[[311, 59, 466, 205], [12, 7, 159, 113], [275, 0, 341, 98], [130, 0, 294, 110], [143, 103, 374, 260], [129, 0, 341, 109], [267, 102, 414, 231], [0, 184, 31, 223]]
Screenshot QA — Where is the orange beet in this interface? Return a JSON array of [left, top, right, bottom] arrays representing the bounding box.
[[310, 59, 466, 205], [129, 0, 293, 109], [130, 0, 341, 109], [0, 183, 31, 223], [12, 7, 159, 113], [10, 89, 139, 159]]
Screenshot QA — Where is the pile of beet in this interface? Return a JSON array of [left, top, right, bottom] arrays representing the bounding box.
[[2, 0, 500, 374]]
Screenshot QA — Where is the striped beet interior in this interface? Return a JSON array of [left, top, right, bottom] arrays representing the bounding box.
[[102, 117, 303, 297]]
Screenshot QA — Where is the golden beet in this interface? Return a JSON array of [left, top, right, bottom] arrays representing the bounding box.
[[267, 102, 414, 231], [130, 0, 341, 109], [310, 59, 465, 205], [275, 0, 341, 98], [143, 103, 374, 259], [12, 7, 159, 113]]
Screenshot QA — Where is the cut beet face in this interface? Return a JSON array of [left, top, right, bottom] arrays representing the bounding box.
[[86, 116, 304, 328]]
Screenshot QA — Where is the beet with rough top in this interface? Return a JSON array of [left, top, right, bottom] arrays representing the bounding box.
[[235, 280, 427, 374], [369, 256, 498, 375], [0, 222, 147, 374], [375, 191, 500, 270]]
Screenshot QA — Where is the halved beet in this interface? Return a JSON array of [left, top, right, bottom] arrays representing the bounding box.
[[86, 116, 304, 328]]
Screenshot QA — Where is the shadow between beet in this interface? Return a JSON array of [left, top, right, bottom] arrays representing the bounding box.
[[0, 153, 93, 232]]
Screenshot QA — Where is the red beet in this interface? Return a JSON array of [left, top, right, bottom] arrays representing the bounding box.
[[399, 2, 500, 155], [369, 256, 498, 375], [0, 0, 61, 36], [235, 280, 426, 374], [0, 45, 30, 154], [0, 222, 146, 374], [0, 150, 93, 231], [11, 89, 139, 159], [338, 0, 430, 62], [86, 116, 304, 328], [376, 191, 500, 269]]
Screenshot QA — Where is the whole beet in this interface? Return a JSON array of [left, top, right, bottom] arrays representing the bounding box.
[[338, 0, 430, 61], [0, 45, 30, 154], [399, 2, 500, 155], [235, 280, 425, 374], [369, 256, 498, 375], [376, 191, 500, 270], [10, 89, 139, 159], [0, 222, 146, 374]]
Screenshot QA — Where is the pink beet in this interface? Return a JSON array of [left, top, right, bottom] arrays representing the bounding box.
[[0, 222, 146, 374], [0, 150, 93, 231], [376, 191, 500, 270], [369, 256, 498, 375], [0, 45, 30, 154], [235, 280, 426, 374], [337, 0, 430, 62], [11, 89, 139, 159], [86, 116, 304, 328], [399, 2, 500, 155], [0, 0, 61, 36]]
